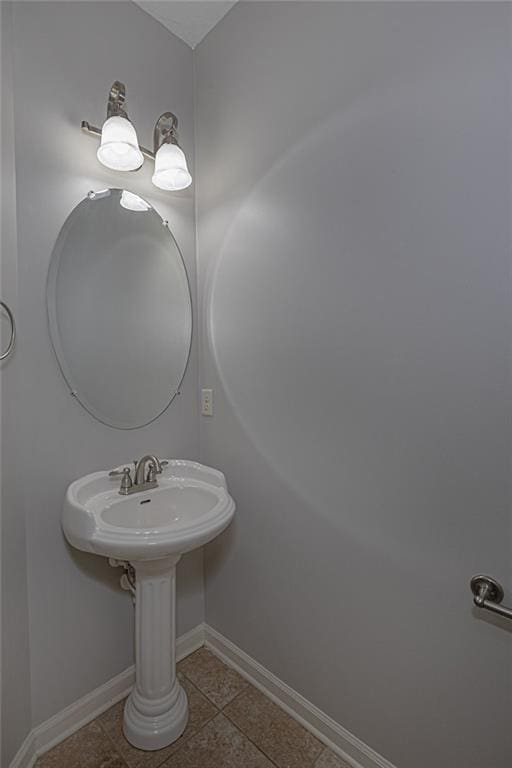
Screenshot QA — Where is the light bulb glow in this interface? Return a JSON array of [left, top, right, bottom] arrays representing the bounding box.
[[97, 116, 144, 172], [152, 143, 192, 191], [120, 190, 152, 212]]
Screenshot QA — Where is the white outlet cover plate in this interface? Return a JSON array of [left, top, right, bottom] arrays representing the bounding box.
[[201, 388, 213, 416]]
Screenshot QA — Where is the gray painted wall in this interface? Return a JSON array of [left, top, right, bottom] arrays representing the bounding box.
[[1, 3, 32, 764], [195, 3, 512, 767], [4, 0, 202, 751]]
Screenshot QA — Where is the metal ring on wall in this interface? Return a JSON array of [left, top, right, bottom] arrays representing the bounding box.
[[0, 300, 16, 360]]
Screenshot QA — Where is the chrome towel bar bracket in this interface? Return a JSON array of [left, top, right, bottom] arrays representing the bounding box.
[[470, 575, 512, 621], [0, 300, 15, 361]]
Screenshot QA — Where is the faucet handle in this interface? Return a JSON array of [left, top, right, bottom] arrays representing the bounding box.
[[155, 459, 169, 474], [147, 459, 168, 482], [109, 466, 133, 494], [109, 466, 132, 477]]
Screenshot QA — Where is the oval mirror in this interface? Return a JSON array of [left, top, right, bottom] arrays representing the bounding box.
[[47, 189, 192, 429]]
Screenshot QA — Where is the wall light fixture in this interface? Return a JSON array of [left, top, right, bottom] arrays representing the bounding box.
[[95, 81, 144, 172], [82, 81, 192, 191], [152, 113, 192, 191]]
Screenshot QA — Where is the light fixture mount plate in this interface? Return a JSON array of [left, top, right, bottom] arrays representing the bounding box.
[[154, 112, 179, 152], [107, 81, 128, 120]]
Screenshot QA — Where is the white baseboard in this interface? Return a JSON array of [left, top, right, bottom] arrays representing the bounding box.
[[204, 624, 396, 768], [10, 622, 395, 768], [8, 623, 205, 768]]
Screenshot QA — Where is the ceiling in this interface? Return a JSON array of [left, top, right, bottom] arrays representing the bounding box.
[[134, 1, 237, 49]]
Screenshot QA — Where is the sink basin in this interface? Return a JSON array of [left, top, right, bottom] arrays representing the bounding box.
[[62, 459, 235, 753], [63, 459, 235, 561]]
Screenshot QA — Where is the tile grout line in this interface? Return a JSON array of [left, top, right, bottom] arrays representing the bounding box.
[[178, 657, 282, 768], [218, 682, 251, 711], [219, 688, 290, 768], [157, 675, 223, 767], [177, 650, 250, 713], [221, 708, 282, 768], [180, 648, 320, 768], [96, 717, 132, 768], [177, 663, 227, 745], [313, 746, 333, 767], [220, 685, 325, 768], [96, 672, 224, 768]]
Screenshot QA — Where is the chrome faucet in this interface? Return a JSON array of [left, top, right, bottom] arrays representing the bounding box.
[[109, 455, 168, 495], [134, 455, 166, 487]]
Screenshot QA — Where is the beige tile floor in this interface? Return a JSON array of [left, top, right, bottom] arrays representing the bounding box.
[[35, 648, 351, 768]]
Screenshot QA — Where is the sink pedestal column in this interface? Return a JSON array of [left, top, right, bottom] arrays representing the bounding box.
[[123, 555, 188, 750]]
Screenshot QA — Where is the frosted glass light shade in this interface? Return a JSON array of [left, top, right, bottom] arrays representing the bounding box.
[[152, 143, 192, 191], [97, 116, 144, 172]]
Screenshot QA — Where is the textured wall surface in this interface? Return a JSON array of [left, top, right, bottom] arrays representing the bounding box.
[[6, 0, 202, 740], [195, 3, 512, 767]]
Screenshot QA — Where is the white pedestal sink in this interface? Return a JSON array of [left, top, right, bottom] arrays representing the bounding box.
[[62, 460, 235, 751]]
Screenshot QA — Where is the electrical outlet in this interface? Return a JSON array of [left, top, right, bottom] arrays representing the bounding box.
[[201, 388, 213, 416]]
